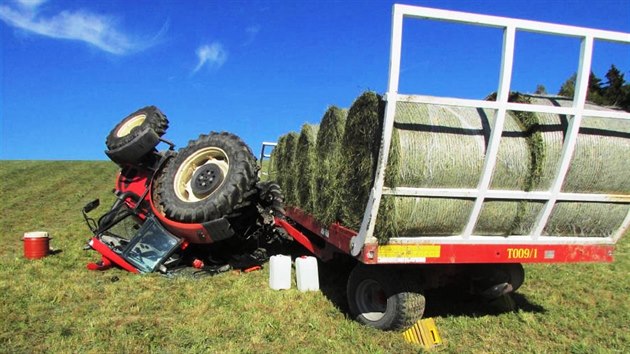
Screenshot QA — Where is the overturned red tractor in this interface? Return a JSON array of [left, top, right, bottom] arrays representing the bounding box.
[[83, 106, 287, 274]]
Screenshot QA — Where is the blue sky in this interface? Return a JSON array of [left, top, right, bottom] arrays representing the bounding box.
[[1, 0, 629, 160]]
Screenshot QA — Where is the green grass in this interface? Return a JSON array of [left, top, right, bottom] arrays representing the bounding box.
[[1, 160, 629, 353]]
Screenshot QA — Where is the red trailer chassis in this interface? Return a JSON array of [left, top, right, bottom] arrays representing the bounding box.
[[280, 207, 616, 265]]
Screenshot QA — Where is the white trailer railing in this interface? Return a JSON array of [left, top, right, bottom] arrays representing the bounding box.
[[351, 4, 630, 256], [259, 141, 277, 178]]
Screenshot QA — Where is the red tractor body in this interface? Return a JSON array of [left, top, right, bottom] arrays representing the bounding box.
[[83, 109, 286, 275]]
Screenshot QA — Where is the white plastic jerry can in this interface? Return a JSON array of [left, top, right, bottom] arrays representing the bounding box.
[[295, 256, 319, 291], [269, 254, 292, 290]]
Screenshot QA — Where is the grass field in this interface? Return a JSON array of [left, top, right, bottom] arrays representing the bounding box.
[[1, 160, 628, 353]]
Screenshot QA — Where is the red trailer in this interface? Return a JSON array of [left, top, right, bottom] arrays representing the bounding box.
[[259, 4, 630, 330]]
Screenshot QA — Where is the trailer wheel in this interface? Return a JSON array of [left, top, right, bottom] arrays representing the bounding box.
[[347, 264, 425, 331], [105, 106, 169, 153], [470, 263, 526, 298], [154, 132, 257, 223], [505, 263, 525, 292]]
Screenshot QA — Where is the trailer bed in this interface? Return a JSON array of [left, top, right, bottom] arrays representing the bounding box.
[[281, 207, 616, 265]]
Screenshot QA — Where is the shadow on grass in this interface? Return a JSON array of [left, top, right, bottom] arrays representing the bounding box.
[[311, 252, 546, 320], [422, 289, 546, 318], [280, 242, 354, 314], [274, 241, 547, 320]]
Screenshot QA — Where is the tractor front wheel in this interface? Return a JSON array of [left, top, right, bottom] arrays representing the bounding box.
[[105, 106, 169, 164], [106, 106, 169, 150]]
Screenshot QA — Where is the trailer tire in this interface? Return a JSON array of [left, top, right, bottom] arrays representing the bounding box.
[[506, 263, 525, 292], [106, 106, 169, 152], [347, 264, 425, 331], [153, 132, 257, 223]]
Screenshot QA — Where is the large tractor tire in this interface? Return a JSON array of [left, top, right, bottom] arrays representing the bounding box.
[[153, 132, 258, 223], [105, 106, 169, 162], [347, 264, 425, 331], [257, 181, 286, 217]]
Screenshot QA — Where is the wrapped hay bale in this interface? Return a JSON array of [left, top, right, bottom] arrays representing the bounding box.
[[282, 132, 300, 206], [335, 92, 400, 240], [338, 92, 387, 230], [314, 106, 347, 225], [475, 93, 546, 235], [544, 201, 628, 237], [391, 99, 543, 238], [526, 95, 630, 193], [295, 123, 319, 213], [523, 95, 630, 236], [337, 91, 629, 241], [271, 135, 287, 186]]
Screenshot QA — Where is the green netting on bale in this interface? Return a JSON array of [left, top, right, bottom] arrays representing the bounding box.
[[282, 132, 299, 206], [472, 93, 547, 235], [520, 95, 630, 236], [338, 92, 386, 230], [271, 135, 287, 186], [475, 200, 545, 236], [526, 95, 630, 193], [391, 197, 474, 236], [270, 91, 628, 241], [335, 91, 630, 242], [386, 98, 547, 238], [544, 202, 629, 237], [295, 123, 319, 214], [393, 102, 485, 188], [314, 106, 347, 226]]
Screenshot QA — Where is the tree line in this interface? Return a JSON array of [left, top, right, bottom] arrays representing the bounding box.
[[535, 65, 630, 112]]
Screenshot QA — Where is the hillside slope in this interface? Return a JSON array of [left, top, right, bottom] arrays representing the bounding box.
[[0, 161, 628, 352]]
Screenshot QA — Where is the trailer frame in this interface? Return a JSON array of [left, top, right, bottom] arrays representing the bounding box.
[[269, 5, 630, 265], [342, 4, 630, 262], [264, 4, 630, 330]]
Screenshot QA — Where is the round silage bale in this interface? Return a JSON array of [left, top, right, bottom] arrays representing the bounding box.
[[522, 95, 630, 236], [314, 106, 347, 226], [393, 98, 549, 237], [394, 102, 485, 188], [325, 90, 629, 241], [295, 123, 319, 214], [474, 93, 546, 235], [338, 92, 387, 231], [527, 95, 630, 193], [282, 132, 300, 207], [389, 101, 486, 238], [338, 91, 540, 240], [544, 202, 628, 237], [271, 135, 287, 186]]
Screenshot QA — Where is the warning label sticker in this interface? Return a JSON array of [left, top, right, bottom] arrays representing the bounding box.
[[378, 245, 441, 262]]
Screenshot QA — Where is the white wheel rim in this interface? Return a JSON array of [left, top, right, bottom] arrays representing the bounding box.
[[356, 279, 387, 321], [116, 114, 146, 137], [173, 147, 229, 203]]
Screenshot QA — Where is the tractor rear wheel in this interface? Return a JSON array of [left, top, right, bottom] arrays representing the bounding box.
[[347, 264, 425, 331], [153, 132, 258, 223], [105, 106, 169, 157]]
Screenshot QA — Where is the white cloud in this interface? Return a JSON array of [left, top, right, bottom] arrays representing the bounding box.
[[16, 0, 48, 10], [193, 42, 228, 73], [0, 0, 160, 55], [243, 25, 260, 46]]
